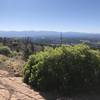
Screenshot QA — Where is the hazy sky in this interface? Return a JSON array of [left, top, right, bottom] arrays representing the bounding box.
[[0, 0, 100, 32]]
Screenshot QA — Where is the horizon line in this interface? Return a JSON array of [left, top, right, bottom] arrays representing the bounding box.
[[0, 30, 99, 34]]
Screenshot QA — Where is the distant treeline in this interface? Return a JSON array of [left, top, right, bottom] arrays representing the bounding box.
[[0, 37, 58, 59]]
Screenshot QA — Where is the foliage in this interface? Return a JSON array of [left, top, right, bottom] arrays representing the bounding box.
[[23, 44, 100, 95], [11, 51, 18, 57], [0, 46, 12, 56]]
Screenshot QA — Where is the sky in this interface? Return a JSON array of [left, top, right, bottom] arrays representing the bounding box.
[[0, 0, 100, 33]]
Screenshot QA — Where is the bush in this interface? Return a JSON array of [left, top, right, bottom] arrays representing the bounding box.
[[0, 46, 12, 56], [12, 51, 17, 56], [23, 44, 100, 95]]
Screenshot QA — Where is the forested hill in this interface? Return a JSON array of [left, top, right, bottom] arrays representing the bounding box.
[[0, 31, 100, 39]]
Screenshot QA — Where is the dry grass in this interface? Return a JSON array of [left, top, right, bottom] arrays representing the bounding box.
[[0, 55, 8, 63], [0, 54, 25, 76]]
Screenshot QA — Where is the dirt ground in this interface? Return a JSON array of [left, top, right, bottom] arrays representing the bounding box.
[[0, 69, 46, 100]]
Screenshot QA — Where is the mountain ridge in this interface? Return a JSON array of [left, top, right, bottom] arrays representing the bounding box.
[[0, 31, 100, 39]]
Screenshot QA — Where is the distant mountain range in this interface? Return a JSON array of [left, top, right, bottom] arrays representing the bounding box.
[[0, 31, 100, 39]]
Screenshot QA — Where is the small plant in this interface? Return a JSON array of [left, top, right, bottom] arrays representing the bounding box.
[[0, 46, 12, 56], [0, 55, 8, 63], [11, 51, 17, 57]]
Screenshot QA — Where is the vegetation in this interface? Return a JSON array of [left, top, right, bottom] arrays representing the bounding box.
[[1, 36, 100, 96], [0, 37, 46, 60], [0, 46, 12, 56], [23, 44, 100, 95]]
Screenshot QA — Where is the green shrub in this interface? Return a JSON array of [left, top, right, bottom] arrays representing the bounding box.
[[12, 51, 17, 56], [23, 44, 100, 95], [0, 46, 12, 56]]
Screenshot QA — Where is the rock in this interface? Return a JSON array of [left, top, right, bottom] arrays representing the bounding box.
[[0, 89, 10, 100], [14, 72, 20, 77], [0, 69, 45, 100]]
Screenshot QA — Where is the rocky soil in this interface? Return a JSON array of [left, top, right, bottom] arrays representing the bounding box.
[[0, 69, 46, 100]]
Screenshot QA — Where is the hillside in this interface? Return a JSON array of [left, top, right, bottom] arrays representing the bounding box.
[[1, 49, 100, 99], [0, 54, 57, 100]]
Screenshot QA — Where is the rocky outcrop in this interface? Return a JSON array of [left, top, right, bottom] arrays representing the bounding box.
[[0, 70, 45, 100]]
